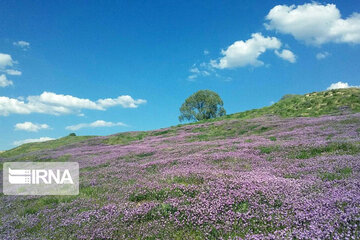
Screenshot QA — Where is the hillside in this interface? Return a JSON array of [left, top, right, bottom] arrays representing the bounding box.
[[1, 88, 360, 239], [227, 87, 360, 119], [2, 88, 359, 158]]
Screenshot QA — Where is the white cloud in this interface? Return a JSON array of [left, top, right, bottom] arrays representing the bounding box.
[[316, 52, 330, 60], [15, 122, 50, 132], [5, 69, 22, 75], [204, 50, 210, 55], [0, 92, 147, 116], [66, 120, 127, 131], [32, 92, 102, 110], [211, 33, 282, 69], [13, 40, 30, 50], [187, 67, 210, 80], [0, 74, 13, 87], [327, 81, 360, 90], [265, 3, 360, 45], [0, 53, 14, 69], [275, 49, 296, 63], [97, 95, 146, 108], [13, 137, 55, 146]]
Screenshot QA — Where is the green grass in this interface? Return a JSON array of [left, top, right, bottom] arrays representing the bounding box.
[[80, 163, 110, 172], [319, 167, 353, 181], [269, 136, 277, 141], [258, 145, 280, 154], [188, 122, 272, 142], [233, 201, 249, 213], [79, 185, 108, 199], [104, 132, 149, 145], [167, 175, 204, 185], [129, 187, 198, 202], [0, 136, 95, 158], [293, 142, 360, 159], [104, 129, 177, 145], [19, 195, 77, 216], [227, 88, 360, 120], [151, 129, 177, 136]]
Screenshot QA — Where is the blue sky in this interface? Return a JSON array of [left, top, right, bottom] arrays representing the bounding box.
[[0, 0, 360, 150]]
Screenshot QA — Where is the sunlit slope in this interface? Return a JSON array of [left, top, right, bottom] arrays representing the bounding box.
[[227, 88, 360, 119]]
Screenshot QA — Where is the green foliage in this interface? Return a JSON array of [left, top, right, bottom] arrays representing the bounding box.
[[68, 133, 76, 136], [179, 90, 226, 122]]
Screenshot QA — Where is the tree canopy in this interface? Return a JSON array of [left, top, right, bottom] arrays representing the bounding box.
[[179, 90, 226, 122]]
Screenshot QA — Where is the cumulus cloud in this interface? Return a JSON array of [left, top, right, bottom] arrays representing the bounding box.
[[203, 50, 210, 55], [316, 52, 330, 60], [66, 120, 127, 131], [265, 3, 360, 45], [15, 122, 50, 132], [0, 74, 13, 87], [0, 53, 14, 69], [31, 92, 102, 110], [13, 137, 55, 146], [0, 92, 147, 116], [13, 40, 30, 50], [327, 81, 360, 90], [275, 49, 296, 63], [210, 33, 282, 69], [5, 69, 22, 75]]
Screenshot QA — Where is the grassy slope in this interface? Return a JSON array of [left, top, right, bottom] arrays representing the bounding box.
[[227, 88, 360, 119], [1, 88, 359, 156], [0, 136, 95, 158]]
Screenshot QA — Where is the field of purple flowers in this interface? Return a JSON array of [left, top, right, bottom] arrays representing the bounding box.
[[1, 113, 360, 239]]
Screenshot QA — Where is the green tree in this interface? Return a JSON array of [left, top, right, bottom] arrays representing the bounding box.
[[179, 90, 226, 122]]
